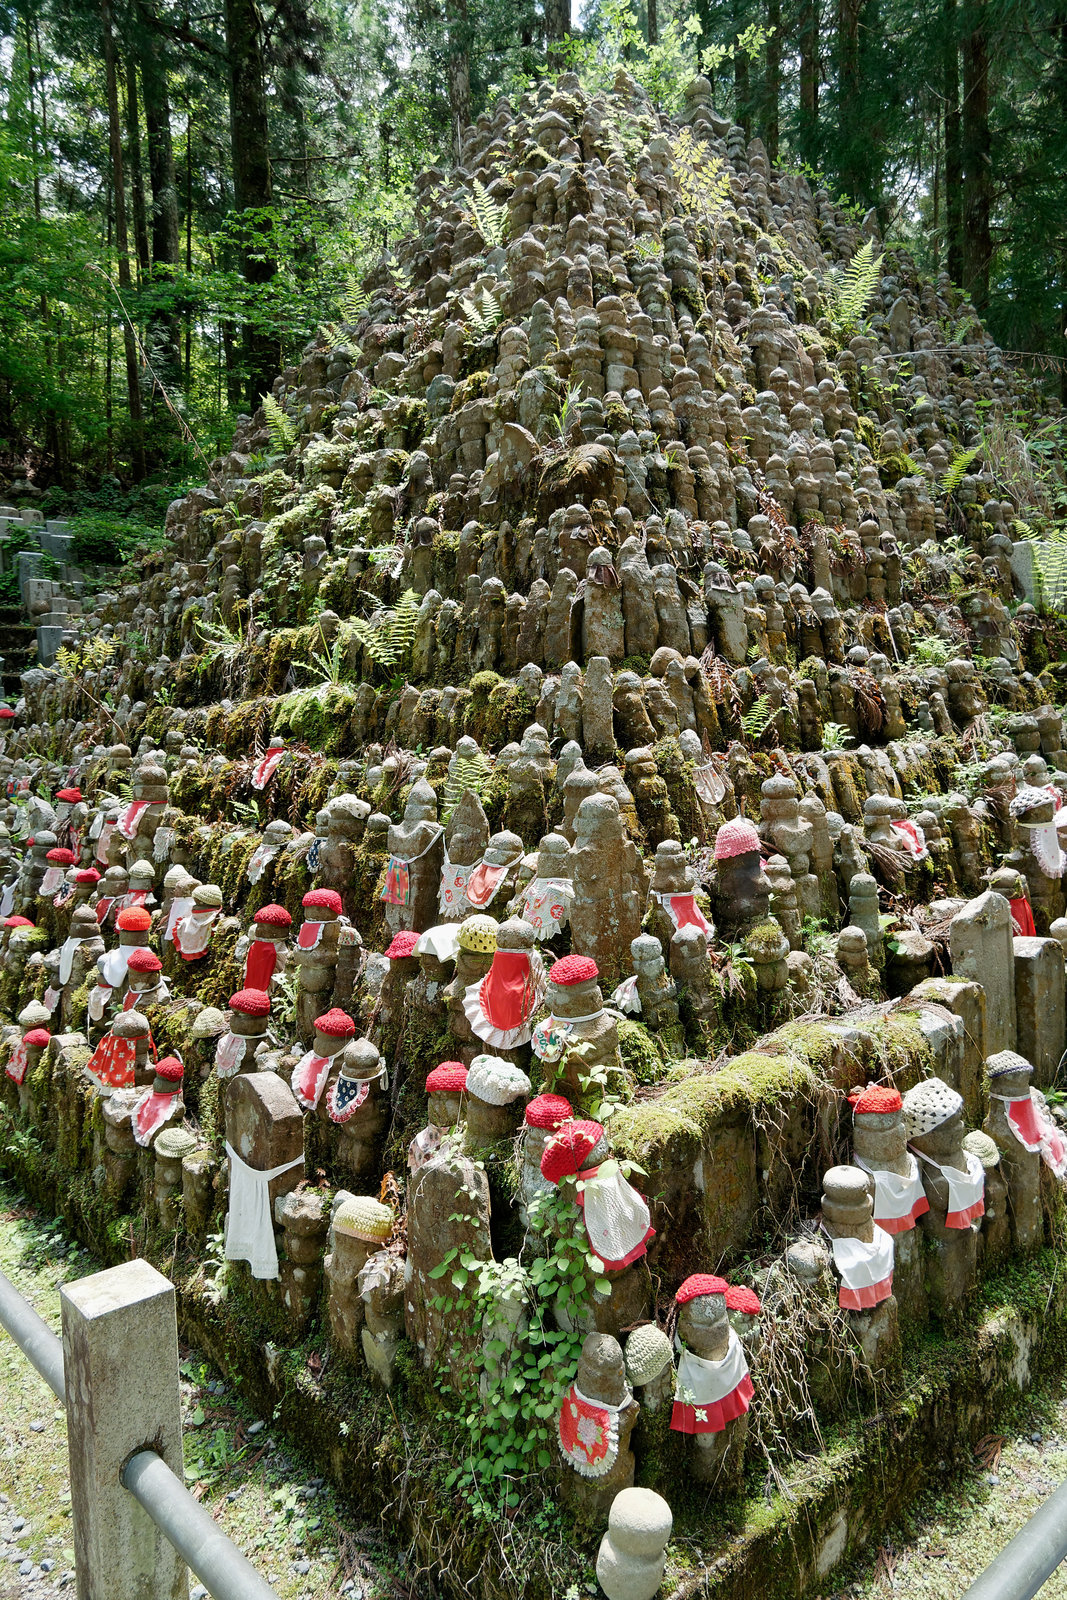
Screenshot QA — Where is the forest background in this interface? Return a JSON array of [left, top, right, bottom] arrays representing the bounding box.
[[0, 0, 1064, 554]]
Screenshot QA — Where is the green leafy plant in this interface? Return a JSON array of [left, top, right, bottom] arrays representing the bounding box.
[[341, 275, 370, 324], [827, 239, 884, 337], [460, 287, 503, 337], [261, 391, 296, 455], [348, 587, 421, 676], [542, 381, 583, 443], [464, 177, 508, 249], [911, 633, 954, 667], [441, 745, 494, 820], [820, 721, 853, 749], [941, 443, 983, 493], [741, 692, 775, 742]]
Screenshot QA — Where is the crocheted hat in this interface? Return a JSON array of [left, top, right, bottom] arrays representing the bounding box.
[[192, 884, 224, 909], [384, 929, 420, 960], [713, 817, 761, 860], [457, 915, 498, 953], [4, 916, 33, 929], [676, 1274, 729, 1304], [116, 906, 152, 931], [333, 1195, 394, 1244], [0, 707, 15, 719], [302, 888, 342, 914], [46, 848, 76, 865], [314, 1007, 356, 1039], [426, 1062, 468, 1093], [75, 868, 101, 884], [126, 947, 162, 974], [155, 1055, 184, 1083], [525, 1093, 573, 1131], [1010, 785, 1050, 818], [229, 988, 271, 1017], [986, 1049, 1032, 1079], [625, 1324, 673, 1385], [848, 1084, 903, 1115], [190, 1006, 227, 1038], [725, 1285, 762, 1315], [963, 1130, 1001, 1168], [254, 904, 293, 928], [902, 1077, 963, 1139], [466, 1054, 531, 1106], [541, 1119, 605, 1184], [548, 953, 598, 986], [55, 788, 82, 803], [22, 1028, 51, 1049]]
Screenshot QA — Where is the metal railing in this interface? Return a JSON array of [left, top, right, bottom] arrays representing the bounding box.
[[0, 1261, 280, 1600], [961, 1477, 1067, 1600]]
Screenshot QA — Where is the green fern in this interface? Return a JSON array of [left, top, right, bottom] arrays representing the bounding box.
[[342, 275, 370, 324], [820, 721, 853, 750], [941, 443, 982, 493], [261, 392, 296, 454], [465, 178, 508, 249], [910, 634, 953, 667], [828, 239, 884, 336], [350, 588, 421, 675], [1023, 525, 1067, 611], [741, 692, 775, 742], [460, 287, 503, 338], [442, 749, 494, 821]]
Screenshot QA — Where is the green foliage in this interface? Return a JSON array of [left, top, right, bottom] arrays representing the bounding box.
[[261, 393, 296, 455], [541, 381, 583, 442], [820, 721, 853, 749], [348, 587, 421, 676], [941, 444, 983, 494], [464, 178, 508, 249], [827, 240, 884, 338], [741, 692, 775, 742], [341, 276, 370, 325], [441, 745, 494, 821], [911, 634, 954, 667], [459, 287, 503, 338]]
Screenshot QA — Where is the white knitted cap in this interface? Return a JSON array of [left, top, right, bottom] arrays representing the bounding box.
[[903, 1076, 963, 1139], [466, 1054, 531, 1106], [986, 1049, 1031, 1080], [625, 1324, 673, 1385]]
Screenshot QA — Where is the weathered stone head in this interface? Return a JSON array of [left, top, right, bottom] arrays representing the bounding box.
[[711, 817, 770, 938]]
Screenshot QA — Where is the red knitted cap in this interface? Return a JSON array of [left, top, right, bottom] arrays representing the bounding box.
[[714, 817, 761, 860], [541, 1119, 605, 1184], [46, 848, 76, 865], [302, 888, 342, 913], [4, 916, 33, 928], [314, 1007, 356, 1038], [155, 1055, 184, 1083], [525, 1093, 573, 1130], [55, 788, 82, 802], [116, 906, 152, 931], [548, 954, 599, 986], [75, 868, 101, 884], [676, 1274, 729, 1304], [385, 930, 420, 959], [426, 1062, 468, 1093], [126, 947, 162, 973], [254, 904, 292, 928], [229, 988, 271, 1017], [0, 707, 15, 718], [725, 1285, 761, 1315], [23, 1028, 50, 1048], [849, 1084, 903, 1114]]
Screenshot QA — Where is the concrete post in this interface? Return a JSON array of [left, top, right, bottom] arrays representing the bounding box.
[[61, 1260, 188, 1600], [1013, 936, 1066, 1087]]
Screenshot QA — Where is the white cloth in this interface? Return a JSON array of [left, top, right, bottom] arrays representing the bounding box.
[[224, 1143, 304, 1279], [175, 909, 219, 957], [828, 1228, 894, 1293], [675, 1329, 749, 1406], [855, 1153, 928, 1230], [59, 936, 90, 987], [88, 983, 112, 1022], [610, 975, 641, 1015], [0, 884, 13, 919], [215, 1032, 245, 1078], [579, 1163, 653, 1269], [39, 866, 64, 896], [164, 896, 193, 945], [914, 1148, 985, 1225], [414, 923, 461, 963], [1023, 819, 1066, 878], [520, 877, 574, 939], [99, 946, 132, 988]]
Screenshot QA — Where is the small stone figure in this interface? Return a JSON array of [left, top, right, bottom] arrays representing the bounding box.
[[984, 1049, 1061, 1250], [596, 1487, 673, 1600], [533, 954, 622, 1106], [216, 988, 272, 1078], [710, 818, 771, 940], [324, 1193, 395, 1363], [463, 914, 546, 1050], [131, 1053, 185, 1146], [243, 903, 292, 990], [850, 1083, 928, 1325], [647, 839, 713, 951], [903, 1077, 984, 1321], [464, 1053, 531, 1146], [325, 1037, 388, 1176], [670, 1274, 753, 1488], [558, 1331, 639, 1522], [292, 1006, 356, 1112], [821, 1165, 899, 1371]]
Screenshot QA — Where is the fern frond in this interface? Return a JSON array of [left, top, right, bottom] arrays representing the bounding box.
[[342, 275, 370, 324], [1026, 527, 1067, 611], [460, 288, 503, 338], [442, 752, 493, 821], [941, 444, 982, 493], [741, 692, 775, 741], [828, 239, 884, 336], [465, 178, 508, 249], [261, 392, 296, 454]]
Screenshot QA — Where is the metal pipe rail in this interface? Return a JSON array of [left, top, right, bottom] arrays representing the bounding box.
[[0, 1265, 280, 1600], [960, 1477, 1067, 1600]]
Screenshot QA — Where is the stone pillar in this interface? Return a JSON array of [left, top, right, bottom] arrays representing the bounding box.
[[1013, 937, 1065, 1088], [61, 1260, 188, 1600], [950, 891, 1016, 1055], [983, 1050, 1043, 1252]]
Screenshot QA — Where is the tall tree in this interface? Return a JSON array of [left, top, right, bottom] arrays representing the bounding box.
[[124, 55, 151, 279], [223, 0, 279, 409], [960, 0, 991, 307], [101, 0, 146, 477], [943, 0, 963, 283], [136, 0, 181, 383]]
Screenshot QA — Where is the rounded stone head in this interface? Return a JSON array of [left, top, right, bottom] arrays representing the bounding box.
[[676, 1274, 729, 1357], [340, 1038, 383, 1082], [495, 915, 535, 953], [651, 839, 691, 894], [536, 833, 571, 878], [631, 933, 665, 978], [403, 778, 438, 824], [576, 1331, 628, 1406], [484, 830, 523, 867], [986, 1049, 1032, 1098]]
